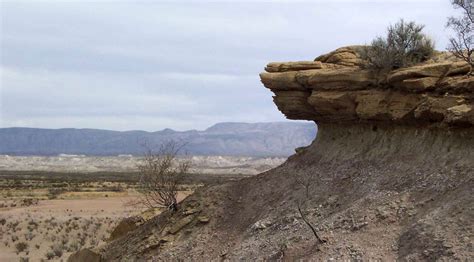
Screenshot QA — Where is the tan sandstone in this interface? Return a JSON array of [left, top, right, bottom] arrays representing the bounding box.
[[260, 46, 474, 127]]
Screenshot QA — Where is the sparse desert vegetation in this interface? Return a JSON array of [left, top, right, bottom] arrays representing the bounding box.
[[0, 171, 138, 261], [0, 168, 242, 261], [2, 0, 473, 261]]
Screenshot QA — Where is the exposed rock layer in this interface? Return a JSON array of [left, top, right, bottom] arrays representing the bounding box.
[[92, 123, 473, 261], [73, 47, 474, 261], [260, 46, 474, 127]]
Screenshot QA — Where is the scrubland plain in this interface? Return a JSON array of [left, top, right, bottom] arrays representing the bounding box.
[[0, 156, 278, 262]]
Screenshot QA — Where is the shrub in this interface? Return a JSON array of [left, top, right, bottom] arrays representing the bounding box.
[[52, 244, 64, 257], [24, 232, 35, 241], [67, 241, 80, 252], [137, 141, 191, 211], [15, 242, 28, 253], [446, 0, 474, 75], [45, 251, 55, 260], [11, 235, 19, 242], [47, 188, 66, 199], [362, 19, 434, 70]]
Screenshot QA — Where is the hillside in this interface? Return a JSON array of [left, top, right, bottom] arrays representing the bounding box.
[[0, 122, 316, 157], [70, 47, 473, 261]]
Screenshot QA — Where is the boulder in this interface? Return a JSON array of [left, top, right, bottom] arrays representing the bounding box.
[[399, 77, 439, 92], [168, 216, 194, 235], [446, 104, 474, 125], [387, 62, 453, 83], [108, 216, 145, 241], [67, 249, 101, 262], [314, 46, 366, 67]]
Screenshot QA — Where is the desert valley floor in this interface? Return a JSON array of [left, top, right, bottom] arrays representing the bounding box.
[[0, 155, 283, 261]]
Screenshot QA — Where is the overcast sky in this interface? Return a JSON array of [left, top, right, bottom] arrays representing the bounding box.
[[0, 0, 458, 131]]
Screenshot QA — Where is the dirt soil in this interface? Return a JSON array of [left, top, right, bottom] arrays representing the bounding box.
[[0, 193, 189, 262], [98, 123, 473, 261]]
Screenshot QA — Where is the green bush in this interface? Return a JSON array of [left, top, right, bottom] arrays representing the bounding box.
[[45, 251, 55, 260], [52, 244, 64, 257], [362, 19, 434, 70], [47, 188, 66, 199]]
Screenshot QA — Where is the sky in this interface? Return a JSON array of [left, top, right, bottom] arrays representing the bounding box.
[[0, 0, 459, 131]]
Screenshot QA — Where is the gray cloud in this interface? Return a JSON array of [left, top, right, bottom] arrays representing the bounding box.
[[0, 0, 457, 131]]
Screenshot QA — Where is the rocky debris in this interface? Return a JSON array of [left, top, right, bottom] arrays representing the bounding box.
[[67, 248, 102, 262], [164, 205, 207, 235], [168, 216, 195, 235], [140, 208, 162, 221], [1, 198, 40, 208], [108, 216, 145, 242], [19, 198, 39, 207], [398, 221, 456, 261], [88, 47, 473, 261], [251, 218, 272, 231], [197, 215, 210, 224], [182, 208, 200, 216], [261, 47, 474, 126]]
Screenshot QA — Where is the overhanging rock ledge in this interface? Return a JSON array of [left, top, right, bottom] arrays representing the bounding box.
[[260, 46, 473, 127]]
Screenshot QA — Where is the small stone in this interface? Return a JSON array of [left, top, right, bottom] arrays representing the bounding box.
[[251, 218, 272, 231], [197, 216, 210, 224], [160, 236, 172, 243], [168, 216, 194, 235], [183, 208, 200, 216]]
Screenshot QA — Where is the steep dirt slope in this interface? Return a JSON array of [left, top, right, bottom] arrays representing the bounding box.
[[72, 47, 473, 261]]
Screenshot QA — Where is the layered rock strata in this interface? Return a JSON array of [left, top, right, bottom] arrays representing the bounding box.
[[71, 47, 473, 261], [260, 46, 474, 126]]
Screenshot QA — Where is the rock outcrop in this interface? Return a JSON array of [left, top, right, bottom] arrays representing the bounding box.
[[260, 46, 473, 126], [108, 216, 145, 242], [67, 249, 102, 262], [78, 47, 473, 261]]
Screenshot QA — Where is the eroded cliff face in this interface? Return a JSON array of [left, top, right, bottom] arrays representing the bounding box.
[[77, 48, 473, 262], [260, 46, 474, 127]]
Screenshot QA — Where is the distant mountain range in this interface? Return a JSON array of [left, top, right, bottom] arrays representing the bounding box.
[[0, 122, 317, 157]]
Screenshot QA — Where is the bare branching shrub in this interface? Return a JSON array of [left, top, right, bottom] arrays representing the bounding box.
[[137, 141, 190, 211], [362, 19, 434, 70], [447, 0, 474, 74], [294, 171, 325, 245]]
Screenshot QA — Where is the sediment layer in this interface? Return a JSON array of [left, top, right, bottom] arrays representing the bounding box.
[[95, 123, 473, 261], [70, 47, 474, 261], [260, 46, 474, 127]]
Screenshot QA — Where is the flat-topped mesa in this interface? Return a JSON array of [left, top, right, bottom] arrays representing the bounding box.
[[260, 46, 474, 127]]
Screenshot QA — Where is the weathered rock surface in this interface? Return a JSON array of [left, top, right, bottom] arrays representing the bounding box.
[[108, 216, 145, 242], [67, 248, 102, 262], [260, 47, 474, 126], [80, 47, 473, 261]]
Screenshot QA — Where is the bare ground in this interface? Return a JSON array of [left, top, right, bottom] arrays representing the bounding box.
[[0, 191, 189, 262], [97, 124, 474, 261]]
